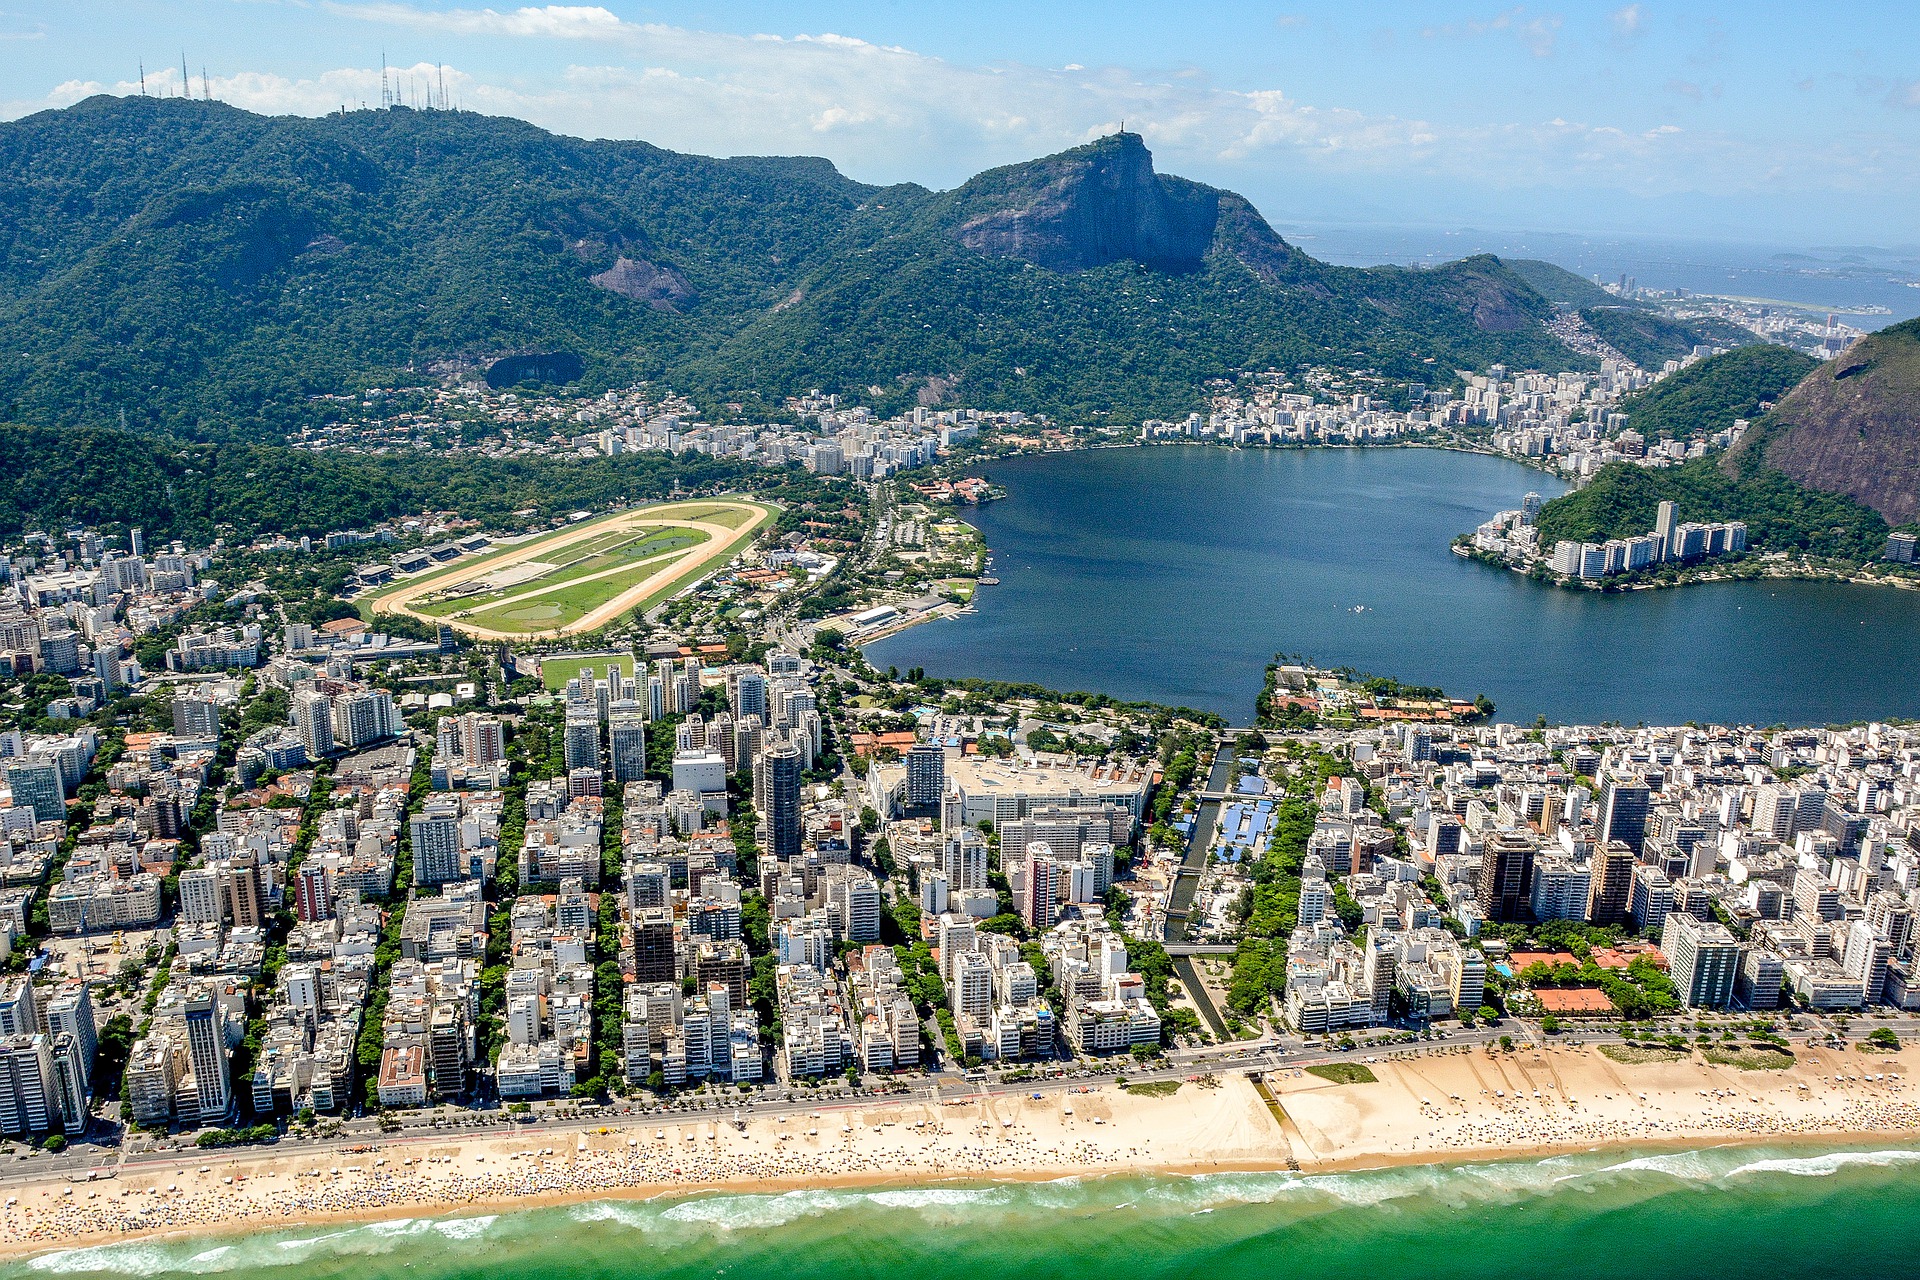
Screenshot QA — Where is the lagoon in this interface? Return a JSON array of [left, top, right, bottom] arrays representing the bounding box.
[[866, 445, 1920, 726]]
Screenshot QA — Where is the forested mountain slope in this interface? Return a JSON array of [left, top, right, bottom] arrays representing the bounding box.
[[0, 98, 1589, 437], [1729, 318, 1920, 527]]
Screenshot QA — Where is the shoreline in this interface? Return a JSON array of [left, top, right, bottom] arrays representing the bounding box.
[[11, 1044, 1920, 1262], [1166, 435, 1916, 598], [1455, 542, 1920, 596], [15, 1128, 1920, 1265], [947, 437, 1913, 601]]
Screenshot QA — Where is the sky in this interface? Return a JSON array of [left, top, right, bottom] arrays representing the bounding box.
[[4, 1, 1919, 245]]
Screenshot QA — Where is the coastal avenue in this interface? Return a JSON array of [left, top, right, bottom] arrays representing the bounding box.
[[1162, 743, 1235, 1038], [8, 1011, 1900, 1191]]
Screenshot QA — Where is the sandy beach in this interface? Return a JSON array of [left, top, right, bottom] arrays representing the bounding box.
[[1270, 1040, 1919, 1164], [7, 1044, 1919, 1259]]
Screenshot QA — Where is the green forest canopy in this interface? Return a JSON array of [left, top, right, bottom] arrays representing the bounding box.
[[0, 98, 1606, 438], [0, 423, 860, 542], [1580, 307, 1759, 370], [1532, 456, 1888, 562], [1616, 344, 1818, 442]]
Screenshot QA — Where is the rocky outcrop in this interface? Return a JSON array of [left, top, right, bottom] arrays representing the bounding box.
[[947, 132, 1342, 294], [1471, 287, 1534, 333], [589, 256, 694, 310], [951, 133, 1220, 273], [1210, 192, 1327, 294], [1732, 319, 1920, 526], [484, 351, 584, 389], [535, 192, 695, 309]]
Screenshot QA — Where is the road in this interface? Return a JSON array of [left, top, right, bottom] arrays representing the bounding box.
[[13, 1012, 1902, 1190]]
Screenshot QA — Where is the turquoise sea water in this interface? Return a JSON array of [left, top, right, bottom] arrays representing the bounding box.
[[16, 1145, 1920, 1280]]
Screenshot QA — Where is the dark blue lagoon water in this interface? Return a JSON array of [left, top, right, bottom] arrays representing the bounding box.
[[865, 446, 1920, 726]]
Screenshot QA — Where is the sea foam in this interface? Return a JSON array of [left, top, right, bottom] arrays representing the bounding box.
[[1725, 1149, 1920, 1179], [27, 1147, 1920, 1276]]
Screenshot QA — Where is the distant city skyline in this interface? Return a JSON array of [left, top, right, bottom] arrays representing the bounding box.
[[3, 2, 1920, 244]]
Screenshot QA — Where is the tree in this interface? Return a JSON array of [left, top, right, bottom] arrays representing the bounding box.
[[979, 913, 1026, 937], [1162, 1008, 1201, 1038]]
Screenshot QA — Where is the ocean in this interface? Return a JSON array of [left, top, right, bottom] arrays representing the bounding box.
[[1278, 223, 1920, 327], [15, 1146, 1920, 1280]]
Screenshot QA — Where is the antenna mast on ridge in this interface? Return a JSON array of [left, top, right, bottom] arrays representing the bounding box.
[[138, 60, 147, 96]]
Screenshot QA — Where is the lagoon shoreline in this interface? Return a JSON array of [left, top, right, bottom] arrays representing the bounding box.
[[861, 446, 1920, 726]]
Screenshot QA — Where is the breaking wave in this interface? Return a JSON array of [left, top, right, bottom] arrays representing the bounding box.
[[21, 1145, 1920, 1276]]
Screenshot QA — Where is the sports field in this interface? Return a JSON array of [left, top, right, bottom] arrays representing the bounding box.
[[538, 655, 639, 693], [365, 499, 774, 640]]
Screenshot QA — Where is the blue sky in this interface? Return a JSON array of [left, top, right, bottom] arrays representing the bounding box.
[[4, 2, 1918, 243]]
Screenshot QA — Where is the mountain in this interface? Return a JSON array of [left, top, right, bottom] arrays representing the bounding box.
[[1538, 336, 1909, 566], [943, 134, 1222, 273], [1617, 345, 1819, 441], [1577, 307, 1758, 370], [0, 423, 764, 541], [1496, 260, 1756, 363], [0, 97, 1585, 438], [1532, 457, 1889, 564], [1504, 259, 1617, 309], [1729, 319, 1920, 527]]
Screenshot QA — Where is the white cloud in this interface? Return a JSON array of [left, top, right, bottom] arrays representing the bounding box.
[[321, 3, 625, 40], [1422, 7, 1564, 59], [281, 3, 1464, 177], [45, 79, 102, 102], [1610, 4, 1646, 39], [1, 4, 1910, 217]]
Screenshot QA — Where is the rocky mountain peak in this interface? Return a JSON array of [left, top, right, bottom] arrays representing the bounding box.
[[951, 132, 1220, 273]]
